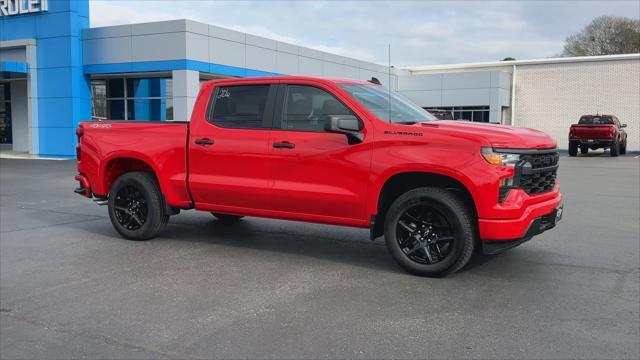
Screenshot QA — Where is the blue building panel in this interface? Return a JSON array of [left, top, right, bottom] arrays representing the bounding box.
[[37, 127, 76, 156], [35, 11, 80, 38], [1, 0, 90, 157], [37, 67, 83, 98], [0, 61, 29, 73], [1, 15, 37, 40], [36, 37, 83, 68], [37, 97, 77, 127]]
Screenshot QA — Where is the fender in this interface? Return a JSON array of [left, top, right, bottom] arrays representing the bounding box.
[[99, 151, 162, 193], [98, 151, 191, 209], [367, 163, 480, 217]]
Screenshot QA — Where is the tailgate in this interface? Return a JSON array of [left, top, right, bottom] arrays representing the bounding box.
[[570, 124, 613, 139]]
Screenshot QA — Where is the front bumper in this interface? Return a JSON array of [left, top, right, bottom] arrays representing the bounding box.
[[478, 187, 563, 254], [482, 205, 562, 255]]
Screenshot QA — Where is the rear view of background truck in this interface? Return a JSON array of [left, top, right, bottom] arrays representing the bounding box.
[[75, 76, 563, 277], [569, 114, 628, 156]]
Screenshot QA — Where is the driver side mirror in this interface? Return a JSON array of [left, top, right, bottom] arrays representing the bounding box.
[[325, 115, 364, 144], [621, 124, 627, 128]]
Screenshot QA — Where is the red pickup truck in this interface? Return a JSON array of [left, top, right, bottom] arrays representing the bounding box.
[[75, 77, 563, 277], [569, 114, 628, 156]]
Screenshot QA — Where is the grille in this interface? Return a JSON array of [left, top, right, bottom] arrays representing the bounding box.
[[522, 152, 560, 169], [516, 151, 559, 195], [520, 170, 557, 194]]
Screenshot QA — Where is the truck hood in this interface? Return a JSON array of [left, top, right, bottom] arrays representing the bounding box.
[[422, 121, 557, 149]]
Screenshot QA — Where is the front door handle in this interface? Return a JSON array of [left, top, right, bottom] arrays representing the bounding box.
[[273, 141, 295, 149], [195, 138, 214, 145]]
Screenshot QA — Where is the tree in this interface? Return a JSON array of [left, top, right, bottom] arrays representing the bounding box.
[[561, 16, 640, 57], [502, 57, 516, 61]]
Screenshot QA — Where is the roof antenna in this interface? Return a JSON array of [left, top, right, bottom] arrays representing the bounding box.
[[388, 43, 392, 123]]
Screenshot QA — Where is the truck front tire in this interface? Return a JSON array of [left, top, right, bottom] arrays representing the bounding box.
[[383, 187, 475, 277], [108, 172, 169, 240]]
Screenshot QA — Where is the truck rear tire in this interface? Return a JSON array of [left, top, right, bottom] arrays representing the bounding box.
[[610, 141, 619, 157], [211, 213, 244, 222], [580, 145, 588, 154], [383, 187, 475, 277], [108, 172, 169, 240], [568, 142, 578, 156], [620, 141, 627, 155]]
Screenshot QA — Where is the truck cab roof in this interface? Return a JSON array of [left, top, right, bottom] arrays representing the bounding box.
[[203, 76, 374, 86]]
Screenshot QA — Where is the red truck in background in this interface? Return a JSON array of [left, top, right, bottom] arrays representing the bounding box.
[[75, 76, 563, 277], [569, 114, 628, 157]]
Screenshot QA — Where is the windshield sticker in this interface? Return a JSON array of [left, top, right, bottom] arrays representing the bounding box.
[[217, 88, 231, 99]]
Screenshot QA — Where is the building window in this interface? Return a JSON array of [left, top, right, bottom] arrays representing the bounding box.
[[0, 83, 12, 144], [91, 77, 173, 121], [424, 106, 490, 122]]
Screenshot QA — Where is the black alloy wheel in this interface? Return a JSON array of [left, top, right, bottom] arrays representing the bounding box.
[[384, 187, 475, 277], [113, 184, 148, 231], [108, 172, 169, 240], [396, 205, 455, 265]]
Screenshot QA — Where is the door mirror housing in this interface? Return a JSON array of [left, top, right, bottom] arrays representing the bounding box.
[[325, 115, 364, 144], [621, 123, 627, 128]]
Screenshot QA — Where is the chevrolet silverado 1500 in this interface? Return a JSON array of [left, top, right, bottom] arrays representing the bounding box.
[[569, 114, 628, 156], [75, 77, 563, 277]]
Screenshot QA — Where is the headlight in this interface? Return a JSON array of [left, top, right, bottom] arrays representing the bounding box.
[[481, 148, 523, 167]]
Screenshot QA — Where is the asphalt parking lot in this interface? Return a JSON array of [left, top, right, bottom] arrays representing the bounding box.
[[1, 153, 639, 359]]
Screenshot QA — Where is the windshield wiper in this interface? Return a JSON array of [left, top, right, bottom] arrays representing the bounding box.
[[394, 121, 417, 125]]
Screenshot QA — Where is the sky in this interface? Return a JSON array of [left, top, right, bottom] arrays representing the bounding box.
[[90, 0, 640, 67]]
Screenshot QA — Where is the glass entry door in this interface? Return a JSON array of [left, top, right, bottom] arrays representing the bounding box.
[[0, 82, 11, 145]]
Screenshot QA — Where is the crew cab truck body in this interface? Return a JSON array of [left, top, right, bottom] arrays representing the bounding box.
[[569, 114, 628, 156], [75, 76, 563, 277]]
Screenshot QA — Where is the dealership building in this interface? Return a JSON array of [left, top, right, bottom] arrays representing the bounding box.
[[1, 0, 639, 157]]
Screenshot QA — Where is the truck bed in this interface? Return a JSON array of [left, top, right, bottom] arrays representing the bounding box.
[[77, 121, 192, 208]]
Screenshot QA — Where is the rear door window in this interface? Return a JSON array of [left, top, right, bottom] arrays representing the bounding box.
[[209, 85, 274, 129]]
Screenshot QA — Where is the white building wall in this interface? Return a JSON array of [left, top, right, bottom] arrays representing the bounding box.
[[172, 70, 200, 121], [396, 70, 511, 123], [513, 59, 640, 150], [84, 20, 398, 89]]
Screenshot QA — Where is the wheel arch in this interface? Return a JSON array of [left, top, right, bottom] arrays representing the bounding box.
[[100, 153, 161, 197], [370, 170, 479, 240]]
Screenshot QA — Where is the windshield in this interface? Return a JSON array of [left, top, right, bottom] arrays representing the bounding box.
[[340, 84, 437, 124], [578, 116, 613, 125]]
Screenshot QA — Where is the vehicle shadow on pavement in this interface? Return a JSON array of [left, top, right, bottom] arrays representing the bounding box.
[[175, 219, 404, 274], [77, 215, 408, 275], [78, 214, 502, 276]]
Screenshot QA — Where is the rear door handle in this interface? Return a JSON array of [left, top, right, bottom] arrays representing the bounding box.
[[195, 138, 214, 145], [273, 141, 295, 149]]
